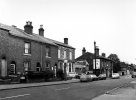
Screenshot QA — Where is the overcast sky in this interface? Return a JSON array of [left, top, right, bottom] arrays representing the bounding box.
[[0, 0, 136, 64]]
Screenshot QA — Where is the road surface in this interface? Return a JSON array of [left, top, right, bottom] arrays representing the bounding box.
[[0, 77, 135, 100]]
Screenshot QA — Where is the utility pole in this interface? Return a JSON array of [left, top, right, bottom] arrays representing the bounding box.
[[94, 41, 96, 75]]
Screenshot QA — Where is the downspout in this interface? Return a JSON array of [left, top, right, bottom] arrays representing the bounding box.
[[41, 44, 43, 70]]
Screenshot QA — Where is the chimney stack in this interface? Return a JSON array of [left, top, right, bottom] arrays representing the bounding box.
[[95, 46, 99, 57], [102, 53, 106, 57], [24, 21, 33, 34], [39, 25, 44, 37], [64, 38, 68, 44], [82, 47, 86, 55]]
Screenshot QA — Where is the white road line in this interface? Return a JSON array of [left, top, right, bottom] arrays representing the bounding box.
[[55, 87, 70, 91], [0, 94, 31, 100]]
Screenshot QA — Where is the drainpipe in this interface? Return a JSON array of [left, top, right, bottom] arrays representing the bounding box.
[[41, 44, 43, 70]]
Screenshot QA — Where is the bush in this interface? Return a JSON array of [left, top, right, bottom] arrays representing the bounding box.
[[27, 70, 55, 81], [27, 71, 45, 79], [44, 70, 55, 81], [56, 69, 65, 80]]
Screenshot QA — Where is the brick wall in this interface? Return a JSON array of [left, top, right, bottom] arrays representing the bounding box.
[[0, 29, 58, 76]]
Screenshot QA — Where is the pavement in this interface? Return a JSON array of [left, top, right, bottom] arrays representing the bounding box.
[[0, 79, 80, 90], [93, 80, 136, 100]]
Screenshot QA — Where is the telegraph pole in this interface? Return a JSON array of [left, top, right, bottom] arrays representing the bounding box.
[[94, 41, 96, 75]]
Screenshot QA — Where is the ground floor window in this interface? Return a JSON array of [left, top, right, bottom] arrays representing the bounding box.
[[46, 62, 51, 69], [9, 61, 16, 75], [24, 61, 30, 71], [69, 63, 71, 72], [36, 62, 41, 72]]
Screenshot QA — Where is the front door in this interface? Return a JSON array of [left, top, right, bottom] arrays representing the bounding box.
[[1, 59, 7, 77]]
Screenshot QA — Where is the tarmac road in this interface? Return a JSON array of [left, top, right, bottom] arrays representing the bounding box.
[[0, 77, 135, 100]]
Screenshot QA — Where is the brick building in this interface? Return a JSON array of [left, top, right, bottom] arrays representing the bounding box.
[[0, 21, 75, 78], [76, 47, 113, 77], [46, 38, 75, 75]]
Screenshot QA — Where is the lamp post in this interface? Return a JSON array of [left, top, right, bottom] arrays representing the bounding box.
[[94, 41, 96, 75]]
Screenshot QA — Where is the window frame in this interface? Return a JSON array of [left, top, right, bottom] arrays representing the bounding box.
[[46, 46, 51, 57], [9, 64, 16, 75], [24, 42, 31, 54], [64, 50, 66, 59], [69, 51, 72, 60], [46, 62, 51, 69], [58, 49, 61, 58], [24, 61, 31, 71]]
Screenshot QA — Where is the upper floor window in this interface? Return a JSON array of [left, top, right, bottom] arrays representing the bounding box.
[[64, 50, 66, 59], [46, 46, 51, 57], [24, 42, 31, 54], [69, 52, 72, 60], [58, 49, 61, 58]]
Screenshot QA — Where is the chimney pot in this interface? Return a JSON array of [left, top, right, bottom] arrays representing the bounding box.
[[39, 25, 44, 37], [82, 47, 86, 55], [24, 21, 33, 34], [64, 38, 68, 44], [40, 25, 43, 28], [95, 47, 99, 57], [102, 53, 106, 57]]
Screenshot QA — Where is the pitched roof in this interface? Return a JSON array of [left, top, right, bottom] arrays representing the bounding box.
[[76, 52, 113, 65], [0, 23, 75, 49], [43, 37, 75, 49], [76, 52, 94, 61], [0, 23, 57, 46]]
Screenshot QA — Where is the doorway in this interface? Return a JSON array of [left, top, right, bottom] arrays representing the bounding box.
[[1, 57, 7, 77]]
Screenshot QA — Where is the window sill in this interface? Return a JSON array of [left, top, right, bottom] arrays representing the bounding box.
[[24, 54, 31, 56]]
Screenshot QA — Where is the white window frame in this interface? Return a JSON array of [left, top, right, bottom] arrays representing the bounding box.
[[69, 52, 72, 60], [46, 46, 51, 57], [24, 62, 30, 71], [24, 42, 31, 54], [58, 49, 61, 58], [64, 50, 66, 59], [10, 64, 15, 74]]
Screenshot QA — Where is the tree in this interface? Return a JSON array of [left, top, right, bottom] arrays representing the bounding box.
[[108, 54, 121, 73], [108, 54, 120, 63]]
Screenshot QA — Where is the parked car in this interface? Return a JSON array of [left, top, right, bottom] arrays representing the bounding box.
[[112, 73, 120, 79], [80, 73, 93, 82], [86, 71, 93, 75], [80, 73, 89, 82], [98, 74, 106, 80], [75, 73, 83, 79], [67, 72, 78, 79], [131, 71, 136, 78], [88, 74, 98, 81]]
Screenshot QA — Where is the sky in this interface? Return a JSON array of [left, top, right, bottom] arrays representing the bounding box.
[[0, 0, 136, 64]]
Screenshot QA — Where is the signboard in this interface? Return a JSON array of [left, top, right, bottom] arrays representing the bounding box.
[[93, 59, 100, 69]]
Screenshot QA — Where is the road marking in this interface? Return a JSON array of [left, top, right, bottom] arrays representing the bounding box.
[[55, 87, 70, 91], [0, 94, 31, 100]]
